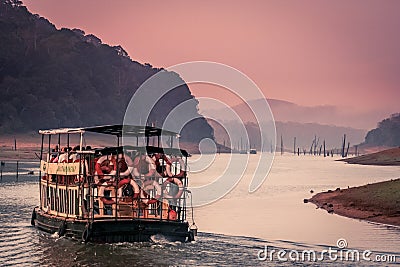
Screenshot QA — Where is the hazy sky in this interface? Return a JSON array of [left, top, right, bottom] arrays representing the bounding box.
[[24, 0, 400, 114]]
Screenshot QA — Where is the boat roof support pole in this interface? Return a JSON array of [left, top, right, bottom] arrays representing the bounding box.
[[47, 135, 51, 204], [48, 135, 51, 156], [67, 133, 70, 159], [39, 134, 44, 208], [79, 132, 83, 153], [66, 133, 70, 218], [40, 134, 44, 161], [78, 132, 83, 218], [58, 134, 61, 153], [115, 146, 119, 221]]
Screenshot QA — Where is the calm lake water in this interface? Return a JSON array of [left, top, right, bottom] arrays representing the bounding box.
[[0, 155, 399, 266]]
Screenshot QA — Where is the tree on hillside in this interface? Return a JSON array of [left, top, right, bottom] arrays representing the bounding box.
[[364, 113, 400, 147]]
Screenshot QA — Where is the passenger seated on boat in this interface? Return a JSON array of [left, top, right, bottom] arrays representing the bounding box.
[[58, 147, 70, 163], [50, 149, 57, 162], [49, 145, 60, 162], [69, 145, 80, 162]]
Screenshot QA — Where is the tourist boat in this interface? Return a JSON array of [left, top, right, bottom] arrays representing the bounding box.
[[31, 125, 197, 243]]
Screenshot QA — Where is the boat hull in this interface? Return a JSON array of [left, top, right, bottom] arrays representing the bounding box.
[[32, 208, 193, 243]]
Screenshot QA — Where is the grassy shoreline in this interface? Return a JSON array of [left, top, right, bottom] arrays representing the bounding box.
[[309, 179, 400, 227], [340, 147, 400, 166]]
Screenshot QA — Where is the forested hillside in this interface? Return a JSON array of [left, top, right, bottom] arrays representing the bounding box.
[[364, 113, 400, 147], [0, 0, 213, 143]]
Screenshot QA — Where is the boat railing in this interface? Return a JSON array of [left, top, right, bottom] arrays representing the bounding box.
[[40, 180, 80, 218], [39, 171, 188, 223], [86, 176, 187, 222]]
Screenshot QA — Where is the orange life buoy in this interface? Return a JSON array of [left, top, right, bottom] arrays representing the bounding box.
[[97, 182, 116, 205], [162, 177, 184, 199], [117, 178, 140, 198], [94, 155, 117, 183], [140, 180, 162, 205], [98, 178, 139, 205], [117, 154, 134, 177], [170, 157, 186, 178], [132, 155, 156, 178]]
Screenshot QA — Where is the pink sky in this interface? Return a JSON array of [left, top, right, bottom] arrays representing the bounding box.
[[24, 0, 400, 114]]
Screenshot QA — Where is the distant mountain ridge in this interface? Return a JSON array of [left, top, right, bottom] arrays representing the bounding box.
[[0, 0, 213, 143], [209, 119, 366, 152], [201, 98, 392, 130]]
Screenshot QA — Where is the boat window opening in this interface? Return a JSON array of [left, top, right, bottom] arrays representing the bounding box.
[[59, 188, 63, 214]]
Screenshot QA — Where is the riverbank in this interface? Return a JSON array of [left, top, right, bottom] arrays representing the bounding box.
[[309, 179, 400, 227], [340, 147, 400, 166]]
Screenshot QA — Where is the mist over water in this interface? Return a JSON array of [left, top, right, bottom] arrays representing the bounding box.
[[0, 156, 399, 266]]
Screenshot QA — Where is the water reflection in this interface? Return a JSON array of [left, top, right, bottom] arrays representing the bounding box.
[[192, 154, 400, 253]]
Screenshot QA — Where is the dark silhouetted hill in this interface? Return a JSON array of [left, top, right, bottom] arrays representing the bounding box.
[[0, 0, 213, 143], [364, 113, 400, 147]]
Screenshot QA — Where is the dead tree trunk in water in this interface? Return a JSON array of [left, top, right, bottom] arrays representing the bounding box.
[[309, 139, 314, 155], [316, 137, 320, 155], [341, 134, 347, 158], [281, 135, 284, 155], [323, 140, 326, 157], [345, 142, 350, 157], [293, 137, 296, 155], [313, 135, 317, 155]]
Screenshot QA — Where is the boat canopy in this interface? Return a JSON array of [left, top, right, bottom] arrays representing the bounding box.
[[39, 125, 180, 137]]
